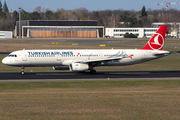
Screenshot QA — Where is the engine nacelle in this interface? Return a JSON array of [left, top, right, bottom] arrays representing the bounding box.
[[53, 66, 69, 70], [69, 63, 89, 72]]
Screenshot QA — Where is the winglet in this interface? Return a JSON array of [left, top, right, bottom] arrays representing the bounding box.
[[141, 25, 168, 50]]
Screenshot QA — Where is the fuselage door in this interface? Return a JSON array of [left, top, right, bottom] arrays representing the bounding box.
[[22, 50, 27, 61], [99, 52, 104, 59], [142, 51, 146, 60], [88, 53, 92, 60], [57, 54, 61, 61]]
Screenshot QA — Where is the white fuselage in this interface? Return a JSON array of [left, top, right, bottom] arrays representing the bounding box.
[[2, 49, 170, 68]]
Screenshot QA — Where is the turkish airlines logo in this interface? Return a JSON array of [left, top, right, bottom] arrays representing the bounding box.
[[148, 33, 164, 50]]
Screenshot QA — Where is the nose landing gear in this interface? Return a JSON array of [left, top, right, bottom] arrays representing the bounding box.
[[21, 66, 25, 75]]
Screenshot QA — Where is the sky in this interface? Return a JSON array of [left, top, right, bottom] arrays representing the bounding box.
[[2, 0, 180, 12]]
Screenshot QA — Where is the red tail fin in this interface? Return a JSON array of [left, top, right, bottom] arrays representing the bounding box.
[[141, 25, 168, 50]]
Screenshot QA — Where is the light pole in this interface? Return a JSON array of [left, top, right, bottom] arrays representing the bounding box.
[[18, 7, 22, 38]]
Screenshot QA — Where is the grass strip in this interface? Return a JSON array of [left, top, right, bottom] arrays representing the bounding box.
[[0, 80, 180, 120]]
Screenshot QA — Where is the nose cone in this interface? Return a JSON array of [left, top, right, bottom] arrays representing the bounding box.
[[2, 57, 9, 65]]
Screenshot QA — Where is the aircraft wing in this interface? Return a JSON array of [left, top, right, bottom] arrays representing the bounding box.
[[64, 56, 124, 65], [85, 56, 124, 63]]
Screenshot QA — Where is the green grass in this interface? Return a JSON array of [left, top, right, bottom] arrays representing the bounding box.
[[107, 40, 148, 45], [107, 39, 180, 46], [107, 40, 180, 51], [0, 80, 180, 120], [1, 40, 180, 52], [0, 80, 179, 90], [0, 41, 133, 52]]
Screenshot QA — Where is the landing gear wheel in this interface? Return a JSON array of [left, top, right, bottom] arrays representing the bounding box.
[[90, 70, 96, 74], [21, 66, 25, 75]]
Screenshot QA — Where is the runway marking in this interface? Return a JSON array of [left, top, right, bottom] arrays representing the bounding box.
[[105, 72, 150, 75], [36, 73, 75, 75]]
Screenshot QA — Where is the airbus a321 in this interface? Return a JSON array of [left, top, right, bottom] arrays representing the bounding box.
[[2, 25, 170, 74]]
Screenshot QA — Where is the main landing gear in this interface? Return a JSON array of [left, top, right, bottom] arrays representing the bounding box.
[[21, 66, 25, 75], [90, 69, 96, 74], [89, 64, 96, 74]]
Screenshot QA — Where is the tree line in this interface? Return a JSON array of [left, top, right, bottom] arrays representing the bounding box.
[[0, 6, 180, 31]]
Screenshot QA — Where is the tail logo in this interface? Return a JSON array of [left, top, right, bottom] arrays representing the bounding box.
[[148, 33, 164, 50]]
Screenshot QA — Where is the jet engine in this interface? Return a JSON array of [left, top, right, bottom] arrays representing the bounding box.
[[69, 63, 89, 72], [53, 66, 69, 70]]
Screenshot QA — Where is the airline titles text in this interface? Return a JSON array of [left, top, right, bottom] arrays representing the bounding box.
[[28, 51, 73, 56]]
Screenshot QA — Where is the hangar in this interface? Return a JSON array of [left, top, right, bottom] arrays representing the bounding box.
[[15, 20, 104, 38]]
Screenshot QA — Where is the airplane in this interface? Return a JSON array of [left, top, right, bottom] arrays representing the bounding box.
[[2, 25, 170, 75]]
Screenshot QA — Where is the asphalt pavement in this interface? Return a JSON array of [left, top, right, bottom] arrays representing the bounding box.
[[0, 70, 180, 82]]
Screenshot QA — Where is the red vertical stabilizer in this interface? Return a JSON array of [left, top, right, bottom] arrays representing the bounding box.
[[141, 25, 168, 50]]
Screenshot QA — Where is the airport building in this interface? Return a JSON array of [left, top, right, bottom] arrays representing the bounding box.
[[151, 22, 180, 38], [15, 20, 104, 38], [105, 27, 159, 38], [0, 31, 13, 38]]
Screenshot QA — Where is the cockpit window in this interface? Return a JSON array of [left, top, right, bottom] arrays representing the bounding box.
[[8, 54, 17, 57]]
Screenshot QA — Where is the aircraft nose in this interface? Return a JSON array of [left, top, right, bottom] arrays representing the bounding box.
[[2, 57, 8, 65]]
